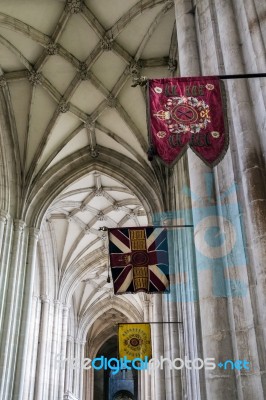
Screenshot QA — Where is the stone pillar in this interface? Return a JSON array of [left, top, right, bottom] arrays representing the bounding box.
[[214, 0, 266, 396], [235, 0, 266, 160], [161, 299, 172, 400], [58, 305, 70, 399], [49, 300, 61, 399], [86, 361, 93, 400], [195, 0, 266, 398], [73, 340, 85, 399], [82, 341, 90, 400], [214, 0, 266, 347], [149, 299, 155, 400], [139, 369, 144, 400], [73, 340, 81, 398], [174, 0, 236, 399], [168, 162, 204, 399], [161, 217, 189, 400], [152, 294, 165, 400], [80, 342, 86, 400], [34, 296, 51, 400], [0, 210, 8, 249], [143, 299, 151, 400], [13, 227, 40, 400], [168, 294, 183, 400], [0, 220, 26, 400], [65, 336, 75, 394], [23, 295, 40, 400], [0, 210, 9, 337]]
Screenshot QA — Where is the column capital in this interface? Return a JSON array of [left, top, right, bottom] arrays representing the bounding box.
[[0, 210, 9, 224], [0, 76, 7, 87], [62, 303, 70, 312], [40, 295, 50, 304], [75, 338, 86, 346], [29, 226, 40, 239], [13, 219, 26, 231]]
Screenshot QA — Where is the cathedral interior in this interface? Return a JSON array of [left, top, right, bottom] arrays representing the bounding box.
[[0, 0, 265, 399]]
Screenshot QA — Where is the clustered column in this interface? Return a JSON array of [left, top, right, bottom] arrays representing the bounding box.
[[0, 219, 27, 400], [174, 0, 237, 399]]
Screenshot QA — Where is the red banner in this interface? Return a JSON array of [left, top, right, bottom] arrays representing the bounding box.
[[147, 77, 228, 167]]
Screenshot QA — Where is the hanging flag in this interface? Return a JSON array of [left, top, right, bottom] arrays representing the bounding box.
[[109, 227, 169, 294], [118, 323, 152, 360], [147, 76, 228, 167]]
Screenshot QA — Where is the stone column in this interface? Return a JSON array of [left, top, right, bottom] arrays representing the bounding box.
[[82, 341, 89, 400], [195, 0, 266, 398], [214, 0, 266, 396], [0, 220, 26, 400], [168, 293, 183, 400], [163, 220, 187, 400], [152, 294, 166, 400], [139, 369, 144, 400], [235, 0, 266, 159], [80, 342, 86, 400], [65, 336, 75, 395], [142, 299, 151, 400], [73, 340, 81, 398], [73, 340, 85, 399], [174, 1, 236, 399], [58, 305, 70, 399], [34, 296, 51, 400], [214, 0, 266, 339], [44, 300, 54, 399], [149, 299, 155, 400], [0, 210, 10, 337], [13, 227, 40, 400], [0, 210, 8, 249], [49, 300, 61, 399], [161, 299, 172, 400], [23, 295, 40, 400], [86, 361, 94, 400]]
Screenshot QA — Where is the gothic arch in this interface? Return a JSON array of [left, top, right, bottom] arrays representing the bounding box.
[[24, 146, 164, 228], [0, 88, 21, 215], [79, 296, 143, 342]]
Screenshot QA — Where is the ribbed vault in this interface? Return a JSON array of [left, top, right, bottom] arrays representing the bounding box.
[[0, 0, 177, 380]]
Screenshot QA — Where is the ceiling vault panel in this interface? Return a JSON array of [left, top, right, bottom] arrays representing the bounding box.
[[0, 0, 176, 329]]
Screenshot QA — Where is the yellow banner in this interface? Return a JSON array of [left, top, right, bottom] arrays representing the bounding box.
[[118, 323, 152, 360]]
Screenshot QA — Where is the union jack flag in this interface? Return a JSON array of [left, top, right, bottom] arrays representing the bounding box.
[[109, 227, 170, 294]]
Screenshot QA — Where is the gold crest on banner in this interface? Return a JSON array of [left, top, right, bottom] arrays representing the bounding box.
[[118, 324, 152, 361]]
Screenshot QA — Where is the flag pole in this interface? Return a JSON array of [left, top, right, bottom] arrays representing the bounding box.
[[99, 225, 194, 231], [131, 73, 266, 87], [218, 73, 266, 79], [117, 322, 183, 324]]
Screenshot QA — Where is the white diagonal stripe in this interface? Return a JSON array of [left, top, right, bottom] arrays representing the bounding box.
[[110, 233, 131, 253], [146, 228, 164, 248], [149, 264, 169, 287], [116, 269, 133, 293]]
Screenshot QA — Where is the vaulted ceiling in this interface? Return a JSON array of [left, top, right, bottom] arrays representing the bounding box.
[[0, 0, 177, 343]]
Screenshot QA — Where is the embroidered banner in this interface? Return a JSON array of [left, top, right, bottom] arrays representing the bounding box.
[[118, 323, 152, 360], [147, 77, 228, 167], [109, 227, 169, 294]]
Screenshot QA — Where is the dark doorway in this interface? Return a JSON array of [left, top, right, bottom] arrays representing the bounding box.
[[93, 336, 138, 400]]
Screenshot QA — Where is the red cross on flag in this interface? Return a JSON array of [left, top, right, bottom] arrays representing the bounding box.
[[109, 227, 170, 294]]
